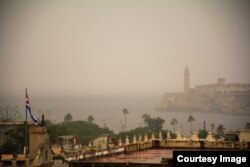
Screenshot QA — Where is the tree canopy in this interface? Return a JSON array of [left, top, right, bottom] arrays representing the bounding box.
[[0, 123, 25, 154], [215, 124, 225, 139], [141, 114, 165, 132], [47, 120, 113, 144], [64, 113, 73, 123], [142, 114, 150, 127], [87, 115, 94, 124], [211, 123, 215, 132]]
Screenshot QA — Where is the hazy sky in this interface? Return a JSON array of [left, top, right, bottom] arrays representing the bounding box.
[[1, 0, 250, 97]]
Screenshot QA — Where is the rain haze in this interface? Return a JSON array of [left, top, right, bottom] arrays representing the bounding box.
[[0, 0, 250, 133]]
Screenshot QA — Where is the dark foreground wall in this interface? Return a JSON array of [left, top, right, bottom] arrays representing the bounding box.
[[69, 159, 173, 167]]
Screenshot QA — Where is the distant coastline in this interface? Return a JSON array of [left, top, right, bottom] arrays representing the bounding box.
[[156, 68, 250, 115]]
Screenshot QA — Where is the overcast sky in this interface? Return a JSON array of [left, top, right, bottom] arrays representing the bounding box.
[[1, 0, 250, 97]]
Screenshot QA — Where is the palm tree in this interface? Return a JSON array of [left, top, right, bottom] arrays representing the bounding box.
[[122, 108, 129, 132], [188, 114, 195, 135], [211, 123, 215, 132], [141, 114, 150, 127], [170, 118, 178, 133], [180, 124, 184, 136], [87, 115, 94, 124], [215, 124, 225, 138], [245, 122, 250, 129]]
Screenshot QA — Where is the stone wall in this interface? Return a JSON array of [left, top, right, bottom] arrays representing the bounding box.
[[89, 135, 109, 150], [195, 82, 250, 95], [29, 126, 47, 159], [239, 129, 250, 142]]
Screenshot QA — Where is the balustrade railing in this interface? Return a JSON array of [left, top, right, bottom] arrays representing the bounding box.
[[59, 139, 249, 162]]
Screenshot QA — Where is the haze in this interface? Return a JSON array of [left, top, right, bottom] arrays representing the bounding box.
[[0, 0, 250, 132]]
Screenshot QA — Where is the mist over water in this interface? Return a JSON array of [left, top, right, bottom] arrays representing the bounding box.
[[0, 0, 250, 136], [1, 95, 249, 135]]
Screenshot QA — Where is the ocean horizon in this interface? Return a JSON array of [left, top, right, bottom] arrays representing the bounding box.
[[1, 94, 249, 134]]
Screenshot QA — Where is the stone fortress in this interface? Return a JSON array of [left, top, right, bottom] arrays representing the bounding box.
[[156, 68, 250, 114]]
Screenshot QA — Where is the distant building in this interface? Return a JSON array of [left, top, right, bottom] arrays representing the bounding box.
[[157, 68, 250, 114], [225, 129, 250, 142], [88, 134, 111, 151], [239, 129, 250, 142], [58, 135, 77, 151]]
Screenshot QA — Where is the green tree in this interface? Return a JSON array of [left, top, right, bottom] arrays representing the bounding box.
[[198, 129, 208, 139], [141, 114, 150, 127], [0, 123, 25, 154], [170, 118, 178, 133], [211, 123, 215, 132], [188, 114, 195, 135], [87, 115, 95, 124], [0, 139, 17, 154], [122, 108, 129, 132], [215, 124, 225, 139], [64, 113, 73, 123], [47, 120, 114, 144], [140, 114, 165, 132], [147, 117, 165, 132], [47, 122, 70, 143], [45, 119, 53, 127]]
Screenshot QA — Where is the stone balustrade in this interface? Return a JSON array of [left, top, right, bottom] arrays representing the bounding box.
[[54, 131, 249, 163], [0, 154, 29, 167]]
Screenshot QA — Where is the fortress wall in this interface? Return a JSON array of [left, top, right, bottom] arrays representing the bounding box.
[[195, 83, 250, 95], [226, 84, 250, 92], [162, 93, 184, 101], [214, 84, 250, 93], [156, 93, 185, 110], [194, 85, 215, 96]]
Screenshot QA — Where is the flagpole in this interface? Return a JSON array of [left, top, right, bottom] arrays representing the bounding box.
[[25, 88, 28, 155]]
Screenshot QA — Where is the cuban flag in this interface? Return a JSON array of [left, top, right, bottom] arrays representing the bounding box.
[[26, 89, 38, 124]]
